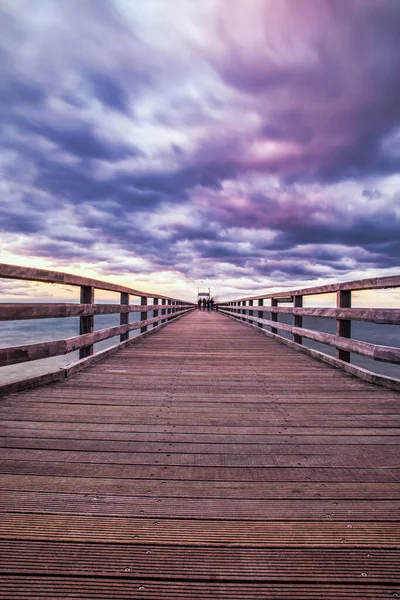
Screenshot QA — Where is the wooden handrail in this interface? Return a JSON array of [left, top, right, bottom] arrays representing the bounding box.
[[227, 306, 400, 325], [218, 275, 400, 390], [227, 274, 400, 302], [0, 302, 194, 321], [0, 263, 187, 301], [0, 264, 195, 389]]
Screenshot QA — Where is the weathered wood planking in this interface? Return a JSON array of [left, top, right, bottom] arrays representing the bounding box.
[[0, 577, 397, 599], [0, 310, 399, 599], [2, 541, 399, 582]]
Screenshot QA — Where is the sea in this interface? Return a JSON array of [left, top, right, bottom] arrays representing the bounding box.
[[0, 305, 145, 385], [0, 306, 399, 384]]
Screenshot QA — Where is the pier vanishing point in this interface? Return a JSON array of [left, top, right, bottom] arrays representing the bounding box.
[[0, 263, 399, 599]]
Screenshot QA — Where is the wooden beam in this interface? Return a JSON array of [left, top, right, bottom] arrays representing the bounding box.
[[79, 286, 94, 359], [140, 296, 147, 333], [153, 298, 159, 329], [0, 262, 191, 302], [257, 299, 263, 329], [120, 293, 129, 342], [248, 299, 253, 322], [219, 274, 400, 303], [271, 299, 278, 334], [293, 295, 303, 345], [336, 290, 351, 362], [0, 301, 225, 321]]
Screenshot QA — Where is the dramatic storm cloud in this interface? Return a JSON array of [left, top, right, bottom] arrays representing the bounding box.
[[0, 0, 399, 298]]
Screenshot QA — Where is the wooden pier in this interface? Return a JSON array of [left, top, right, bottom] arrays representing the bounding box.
[[0, 309, 399, 598]]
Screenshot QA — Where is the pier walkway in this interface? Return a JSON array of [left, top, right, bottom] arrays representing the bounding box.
[[0, 309, 399, 598]]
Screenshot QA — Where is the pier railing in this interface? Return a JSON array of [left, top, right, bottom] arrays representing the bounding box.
[[218, 275, 400, 390], [0, 264, 195, 394]]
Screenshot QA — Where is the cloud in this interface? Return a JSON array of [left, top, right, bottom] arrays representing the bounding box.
[[0, 0, 399, 297], [192, 0, 400, 180]]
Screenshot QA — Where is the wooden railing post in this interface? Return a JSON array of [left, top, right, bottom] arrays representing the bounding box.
[[79, 285, 94, 359], [337, 290, 351, 362], [141, 296, 147, 333], [168, 299, 172, 321], [120, 292, 129, 342], [249, 299, 253, 323], [271, 298, 278, 334], [293, 295, 303, 344], [258, 299, 263, 329], [242, 301, 246, 322], [153, 297, 159, 329]]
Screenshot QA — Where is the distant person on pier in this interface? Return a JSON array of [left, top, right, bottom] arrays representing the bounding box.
[[210, 298, 214, 310], [197, 299, 202, 310], [202, 297, 207, 310]]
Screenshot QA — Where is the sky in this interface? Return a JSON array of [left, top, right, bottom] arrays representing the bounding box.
[[0, 0, 400, 302]]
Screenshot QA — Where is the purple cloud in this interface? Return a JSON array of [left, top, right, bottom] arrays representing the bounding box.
[[0, 0, 399, 295]]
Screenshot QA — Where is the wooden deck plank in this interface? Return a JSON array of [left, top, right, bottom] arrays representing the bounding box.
[[1, 541, 399, 582], [1, 577, 399, 599], [1, 512, 399, 546], [1, 474, 399, 499], [0, 310, 399, 597], [1, 490, 399, 520]]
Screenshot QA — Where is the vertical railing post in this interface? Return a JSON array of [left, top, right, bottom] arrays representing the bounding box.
[[168, 299, 172, 321], [293, 295, 303, 344], [248, 299, 253, 324], [79, 285, 94, 359], [271, 298, 278, 334], [161, 298, 166, 318], [258, 299, 263, 329], [153, 297, 159, 329], [141, 296, 147, 333], [242, 301, 246, 322], [120, 292, 129, 342], [336, 290, 351, 362]]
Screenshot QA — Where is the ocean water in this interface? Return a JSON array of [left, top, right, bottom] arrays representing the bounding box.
[[1, 307, 399, 384], [0, 307, 145, 384]]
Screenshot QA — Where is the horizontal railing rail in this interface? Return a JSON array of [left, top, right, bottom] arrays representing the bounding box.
[[0, 263, 195, 393], [218, 275, 400, 390]]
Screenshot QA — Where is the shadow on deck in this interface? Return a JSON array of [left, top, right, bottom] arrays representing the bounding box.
[[0, 310, 399, 598]]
